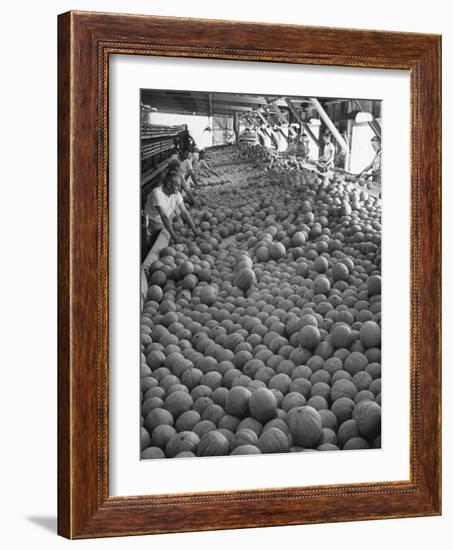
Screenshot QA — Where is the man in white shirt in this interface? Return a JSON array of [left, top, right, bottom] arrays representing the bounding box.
[[316, 133, 336, 172], [144, 171, 199, 245], [179, 150, 199, 188], [357, 136, 381, 183]]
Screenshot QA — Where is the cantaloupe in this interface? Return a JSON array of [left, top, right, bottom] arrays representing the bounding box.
[[196, 431, 230, 456], [360, 321, 381, 348], [151, 424, 177, 449], [165, 431, 200, 457], [231, 428, 259, 450], [257, 427, 290, 453], [230, 444, 262, 455], [141, 446, 166, 459], [145, 408, 174, 432], [225, 386, 251, 417], [192, 420, 217, 439], [288, 406, 322, 447], [353, 399, 381, 439], [249, 388, 277, 422], [163, 391, 193, 418], [175, 410, 201, 432], [234, 267, 256, 291], [140, 427, 151, 450], [299, 325, 321, 350]]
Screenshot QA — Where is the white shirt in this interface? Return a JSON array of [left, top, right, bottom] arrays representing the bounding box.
[[321, 142, 335, 166], [144, 185, 183, 226], [180, 158, 193, 178]]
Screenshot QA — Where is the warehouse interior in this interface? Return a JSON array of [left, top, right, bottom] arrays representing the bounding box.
[[140, 90, 381, 262], [140, 89, 382, 459]]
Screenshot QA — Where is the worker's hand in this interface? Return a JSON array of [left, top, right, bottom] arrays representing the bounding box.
[[172, 234, 184, 245]]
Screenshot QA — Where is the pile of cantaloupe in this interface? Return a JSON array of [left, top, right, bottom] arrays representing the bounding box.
[[141, 146, 381, 458]]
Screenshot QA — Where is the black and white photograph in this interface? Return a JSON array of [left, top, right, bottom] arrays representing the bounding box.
[[140, 90, 382, 459]]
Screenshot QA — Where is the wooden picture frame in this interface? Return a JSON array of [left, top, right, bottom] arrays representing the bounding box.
[[58, 11, 442, 539]]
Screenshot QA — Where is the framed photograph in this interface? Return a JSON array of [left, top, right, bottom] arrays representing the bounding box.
[[58, 11, 441, 539]]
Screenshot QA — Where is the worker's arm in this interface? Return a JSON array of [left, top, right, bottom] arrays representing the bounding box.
[[358, 162, 373, 177], [319, 145, 334, 164], [179, 203, 201, 236], [155, 205, 180, 243], [186, 169, 199, 187], [179, 176, 195, 206]]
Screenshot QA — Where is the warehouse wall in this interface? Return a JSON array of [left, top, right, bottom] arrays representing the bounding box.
[[0, 1, 450, 550]]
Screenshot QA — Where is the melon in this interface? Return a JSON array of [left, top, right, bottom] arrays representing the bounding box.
[[332, 262, 349, 282], [165, 431, 200, 457], [269, 242, 286, 260], [299, 325, 321, 350], [343, 437, 370, 450], [330, 324, 353, 349], [145, 408, 174, 432], [234, 267, 256, 291], [263, 418, 290, 435], [196, 431, 230, 456], [200, 285, 217, 306], [288, 406, 322, 447], [317, 443, 339, 451], [218, 414, 240, 432], [249, 388, 277, 422], [141, 446, 166, 459], [231, 428, 259, 450], [352, 371, 372, 391], [281, 392, 307, 412], [319, 427, 338, 446], [164, 391, 193, 418], [367, 275, 381, 296], [212, 387, 229, 408], [225, 386, 251, 417], [319, 409, 338, 430], [313, 256, 329, 273], [257, 427, 290, 453], [140, 427, 151, 450], [147, 284, 163, 302], [313, 275, 331, 295], [268, 373, 292, 395], [237, 417, 263, 436], [331, 379, 358, 401], [201, 404, 226, 425], [344, 352, 368, 376], [192, 420, 217, 438], [142, 397, 164, 417], [353, 399, 381, 439], [175, 410, 201, 432], [290, 378, 312, 399], [331, 397, 355, 424], [359, 321, 381, 348], [230, 445, 262, 455], [337, 419, 360, 447], [151, 424, 177, 449]]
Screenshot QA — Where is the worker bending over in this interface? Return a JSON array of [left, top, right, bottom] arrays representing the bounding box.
[[179, 150, 199, 189], [144, 171, 200, 245], [167, 159, 195, 206], [194, 150, 219, 177]]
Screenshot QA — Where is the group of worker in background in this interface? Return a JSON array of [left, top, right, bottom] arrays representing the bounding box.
[[283, 129, 381, 183], [142, 129, 221, 259]]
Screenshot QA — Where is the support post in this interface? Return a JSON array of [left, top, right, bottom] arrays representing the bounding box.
[[233, 112, 240, 144], [309, 97, 349, 153], [285, 98, 320, 149]]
